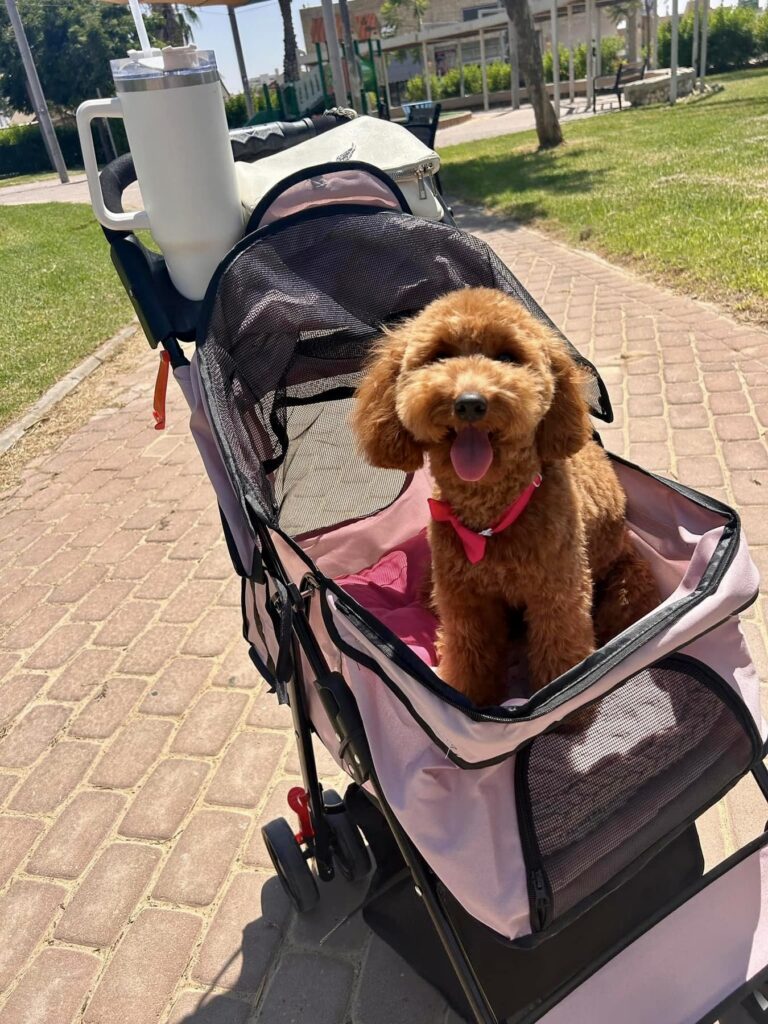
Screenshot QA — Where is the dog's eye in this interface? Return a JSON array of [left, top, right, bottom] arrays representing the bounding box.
[[429, 349, 453, 363], [494, 353, 518, 364]]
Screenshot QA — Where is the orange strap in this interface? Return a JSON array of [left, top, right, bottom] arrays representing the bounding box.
[[152, 350, 171, 430]]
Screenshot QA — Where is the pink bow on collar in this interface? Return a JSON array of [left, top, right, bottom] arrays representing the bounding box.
[[428, 474, 542, 564]]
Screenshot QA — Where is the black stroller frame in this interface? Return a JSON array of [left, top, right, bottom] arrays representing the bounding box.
[[93, 116, 768, 1024]]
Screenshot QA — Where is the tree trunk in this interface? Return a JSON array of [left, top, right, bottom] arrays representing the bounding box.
[[279, 0, 300, 82], [504, 0, 562, 148]]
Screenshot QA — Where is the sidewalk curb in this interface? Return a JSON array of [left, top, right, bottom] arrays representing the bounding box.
[[0, 320, 138, 456]]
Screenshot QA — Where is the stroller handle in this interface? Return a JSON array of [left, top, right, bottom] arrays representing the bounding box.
[[98, 112, 353, 219]]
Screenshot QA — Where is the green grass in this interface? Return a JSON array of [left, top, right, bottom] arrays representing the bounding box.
[[0, 203, 132, 428], [441, 69, 768, 323], [0, 171, 65, 190]]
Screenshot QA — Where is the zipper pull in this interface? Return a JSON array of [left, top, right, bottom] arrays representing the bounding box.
[[531, 869, 551, 930], [416, 166, 427, 201]]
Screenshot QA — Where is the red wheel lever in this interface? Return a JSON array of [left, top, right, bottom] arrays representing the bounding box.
[[287, 787, 315, 844]]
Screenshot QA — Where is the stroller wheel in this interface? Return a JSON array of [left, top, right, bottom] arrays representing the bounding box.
[[261, 818, 320, 913], [324, 789, 372, 882]]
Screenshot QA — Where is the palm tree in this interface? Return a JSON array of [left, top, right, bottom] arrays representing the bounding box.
[[153, 4, 199, 47], [278, 0, 300, 81], [504, 0, 562, 148], [380, 0, 430, 33]]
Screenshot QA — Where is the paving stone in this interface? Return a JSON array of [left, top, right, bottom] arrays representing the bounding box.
[[171, 691, 248, 757], [212, 643, 261, 690], [166, 993, 251, 1024], [110, 543, 163, 582], [82, 909, 202, 1024], [0, 879, 67, 991], [676, 457, 724, 489], [119, 759, 210, 840], [22, 623, 95, 671], [47, 563, 107, 605], [159, 579, 224, 623], [139, 559, 190, 600], [192, 871, 291, 991], [0, 674, 45, 729], [714, 415, 760, 442], [153, 809, 250, 907], [0, 584, 50, 627], [55, 842, 161, 948], [708, 391, 749, 415], [1, 604, 66, 650], [70, 678, 148, 739], [729, 471, 767, 506], [93, 600, 159, 648], [0, 704, 70, 767], [90, 717, 173, 789], [354, 935, 447, 1024], [256, 950, 355, 1024], [0, 947, 100, 1024], [726, 773, 768, 851], [27, 791, 125, 880], [0, 816, 44, 886], [0, 773, 18, 804], [289, 869, 371, 955], [247, 687, 291, 730], [117, 625, 189, 675], [721, 441, 768, 471], [9, 740, 99, 813], [668, 405, 709, 430], [70, 581, 133, 623], [181, 607, 239, 658], [45, 648, 120, 702], [206, 732, 287, 809], [139, 657, 212, 716]]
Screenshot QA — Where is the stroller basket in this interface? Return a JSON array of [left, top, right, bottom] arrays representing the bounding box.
[[94, 138, 768, 1024]]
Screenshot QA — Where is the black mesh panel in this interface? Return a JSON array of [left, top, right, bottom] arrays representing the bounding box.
[[521, 657, 755, 923], [198, 207, 610, 536]]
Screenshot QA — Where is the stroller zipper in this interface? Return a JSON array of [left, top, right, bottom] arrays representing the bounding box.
[[515, 748, 553, 932]]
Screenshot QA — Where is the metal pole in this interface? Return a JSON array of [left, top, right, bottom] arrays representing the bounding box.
[[421, 39, 432, 100], [550, 0, 560, 116], [377, 39, 393, 113], [508, 17, 520, 109], [321, 0, 347, 106], [692, 0, 699, 86], [586, 0, 594, 110], [338, 0, 362, 112], [670, 0, 678, 103], [699, 0, 708, 86], [567, 3, 574, 103], [459, 41, 465, 96], [227, 7, 254, 120], [595, 1, 602, 77], [4, 0, 68, 183], [479, 29, 489, 110], [651, 0, 659, 69]]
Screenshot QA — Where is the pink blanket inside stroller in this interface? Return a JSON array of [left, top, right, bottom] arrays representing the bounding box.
[[336, 530, 438, 666]]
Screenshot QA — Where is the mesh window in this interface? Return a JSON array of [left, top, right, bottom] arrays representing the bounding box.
[[521, 657, 756, 923], [198, 207, 611, 537]]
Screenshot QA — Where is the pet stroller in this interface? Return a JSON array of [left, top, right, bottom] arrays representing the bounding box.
[[93, 116, 768, 1024]]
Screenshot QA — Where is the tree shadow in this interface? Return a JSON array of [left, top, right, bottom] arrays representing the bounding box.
[[443, 146, 607, 224], [175, 871, 372, 1024]]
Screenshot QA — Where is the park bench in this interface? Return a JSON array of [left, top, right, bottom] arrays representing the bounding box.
[[592, 60, 647, 113]]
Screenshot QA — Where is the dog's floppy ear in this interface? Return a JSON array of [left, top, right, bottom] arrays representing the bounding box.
[[536, 338, 593, 463], [352, 328, 424, 472]]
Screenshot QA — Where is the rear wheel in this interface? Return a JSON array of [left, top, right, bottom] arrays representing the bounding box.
[[261, 818, 319, 913], [324, 789, 372, 882]]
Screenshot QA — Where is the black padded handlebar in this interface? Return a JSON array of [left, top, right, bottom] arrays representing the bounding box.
[[98, 112, 351, 217]]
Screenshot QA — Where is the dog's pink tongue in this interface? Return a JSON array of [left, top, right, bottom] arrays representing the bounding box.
[[450, 427, 493, 482]]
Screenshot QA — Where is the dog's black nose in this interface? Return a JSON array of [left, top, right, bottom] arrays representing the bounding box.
[[454, 392, 488, 422]]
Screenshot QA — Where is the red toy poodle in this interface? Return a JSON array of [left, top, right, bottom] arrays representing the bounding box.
[[352, 287, 659, 708]]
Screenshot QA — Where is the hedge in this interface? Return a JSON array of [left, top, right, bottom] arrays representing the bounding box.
[[658, 5, 768, 71], [0, 120, 126, 178], [404, 38, 624, 101]]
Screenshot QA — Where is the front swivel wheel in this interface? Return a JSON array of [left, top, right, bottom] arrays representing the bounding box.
[[261, 817, 319, 913]]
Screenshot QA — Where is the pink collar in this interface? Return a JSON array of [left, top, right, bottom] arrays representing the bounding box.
[[428, 474, 542, 564]]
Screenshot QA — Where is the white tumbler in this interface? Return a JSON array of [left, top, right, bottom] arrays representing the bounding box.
[[77, 46, 244, 301]]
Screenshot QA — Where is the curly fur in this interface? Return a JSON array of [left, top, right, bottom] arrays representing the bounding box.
[[352, 288, 660, 707]]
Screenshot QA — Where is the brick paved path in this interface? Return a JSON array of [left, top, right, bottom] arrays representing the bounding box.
[[0, 208, 766, 1024]]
